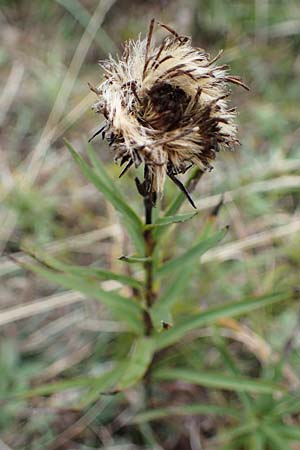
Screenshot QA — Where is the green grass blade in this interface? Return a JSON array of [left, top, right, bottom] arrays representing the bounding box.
[[117, 337, 154, 390], [248, 432, 265, 450], [269, 395, 300, 418], [274, 424, 300, 441], [154, 368, 285, 394], [157, 227, 227, 277], [132, 403, 240, 423], [155, 291, 290, 349], [218, 423, 258, 446], [213, 332, 255, 415], [261, 425, 292, 450], [26, 262, 143, 334], [55, 0, 116, 53]]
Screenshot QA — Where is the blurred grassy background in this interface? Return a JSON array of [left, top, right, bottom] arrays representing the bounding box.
[[1, 0, 300, 449]]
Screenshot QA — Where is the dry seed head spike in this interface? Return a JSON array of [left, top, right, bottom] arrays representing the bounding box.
[[90, 20, 247, 203], [143, 18, 155, 79]]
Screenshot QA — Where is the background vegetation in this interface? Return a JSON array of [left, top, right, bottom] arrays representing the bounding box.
[[0, 0, 300, 449]]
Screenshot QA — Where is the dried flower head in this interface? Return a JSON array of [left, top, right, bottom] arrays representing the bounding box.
[[90, 19, 248, 206]]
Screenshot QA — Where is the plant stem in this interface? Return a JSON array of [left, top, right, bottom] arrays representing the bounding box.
[[143, 193, 155, 335], [142, 190, 156, 406], [134, 174, 156, 335]]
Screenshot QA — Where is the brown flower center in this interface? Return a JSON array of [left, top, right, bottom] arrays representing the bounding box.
[[145, 81, 190, 131]]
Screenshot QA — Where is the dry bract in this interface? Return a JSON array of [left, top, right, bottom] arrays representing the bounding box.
[[91, 19, 248, 204]]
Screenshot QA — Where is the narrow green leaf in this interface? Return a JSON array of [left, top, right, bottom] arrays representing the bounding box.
[[152, 228, 226, 327], [75, 365, 125, 408], [150, 304, 174, 331], [119, 255, 151, 264], [23, 248, 143, 290], [138, 423, 162, 448], [154, 368, 285, 394], [155, 291, 290, 349], [151, 269, 189, 328], [65, 140, 144, 253], [86, 143, 118, 192], [26, 262, 143, 334], [249, 432, 265, 450], [218, 423, 258, 445], [123, 217, 146, 256], [213, 332, 255, 415], [261, 425, 292, 450], [270, 395, 300, 418], [13, 371, 118, 399], [66, 141, 141, 226], [274, 424, 300, 441], [117, 337, 154, 390], [133, 403, 240, 423], [157, 227, 227, 277], [145, 212, 198, 230], [65, 265, 143, 290]]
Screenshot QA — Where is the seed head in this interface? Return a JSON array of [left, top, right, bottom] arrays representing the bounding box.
[[90, 19, 248, 204]]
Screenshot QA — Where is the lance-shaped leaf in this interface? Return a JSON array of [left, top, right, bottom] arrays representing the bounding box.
[[157, 227, 227, 277], [26, 262, 143, 334], [154, 368, 285, 394], [152, 228, 227, 327], [144, 212, 198, 231], [65, 140, 144, 254], [155, 291, 290, 349], [11, 366, 124, 409], [117, 337, 154, 390], [86, 143, 120, 193], [23, 247, 143, 290], [150, 270, 187, 329]]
